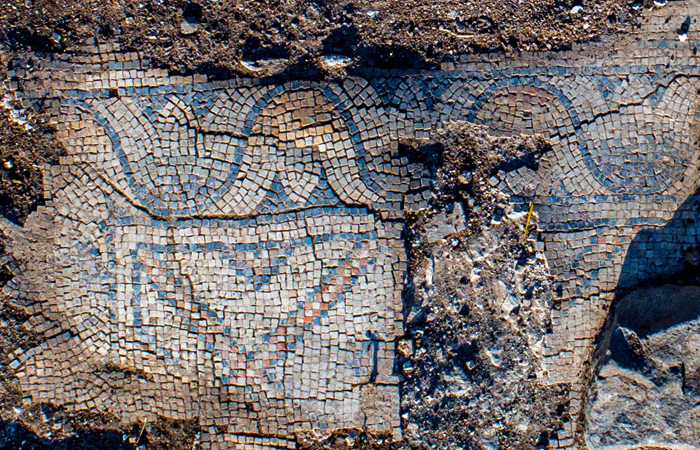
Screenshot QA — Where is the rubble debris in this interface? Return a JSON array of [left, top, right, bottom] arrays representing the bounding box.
[[400, 125, 567, 450]]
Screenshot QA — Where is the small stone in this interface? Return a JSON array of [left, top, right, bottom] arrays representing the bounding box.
[[425, 202, 468, 243], [180, 18, 200, 35], [240, 58, 289, 74], [319, 55, 354, 70], [459, 170, 473, 184], [397, 338, 414, 357], [180, 2, 202, 35]]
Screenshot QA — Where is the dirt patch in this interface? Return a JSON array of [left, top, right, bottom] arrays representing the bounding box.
[[399, 124, 568, 450], [297, 429, 398, 450], [0, 0, 640, 77], [143, 417, 201, 450], [0, 409, 200, 450], [0, 63, 64, 226], [401, 123, 550, 239]]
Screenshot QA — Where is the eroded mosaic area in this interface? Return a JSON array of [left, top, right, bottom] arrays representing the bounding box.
[[4, 3, 700, 449]]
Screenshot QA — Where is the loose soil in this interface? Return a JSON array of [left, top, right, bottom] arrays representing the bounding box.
[[1, 1, 640, 77]]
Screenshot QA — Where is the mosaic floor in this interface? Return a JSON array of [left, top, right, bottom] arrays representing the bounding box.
[[4, 2, 700, 449]]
